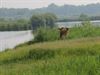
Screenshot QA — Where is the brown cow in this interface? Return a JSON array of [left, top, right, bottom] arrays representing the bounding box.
[[58, 27, 69, 39]]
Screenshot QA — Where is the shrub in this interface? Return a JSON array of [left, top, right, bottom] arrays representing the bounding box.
[[33, 27, 59, 42]]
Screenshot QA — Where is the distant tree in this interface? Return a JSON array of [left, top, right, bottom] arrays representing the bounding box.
[[15, 19, 30, 30], [79, 14, 91, 26], [30, 13, 57, 30], [0, 18, 30, 31], [79, 14, 90, 21], [43, 13, 57, 28], [30, 14, 44, 30]]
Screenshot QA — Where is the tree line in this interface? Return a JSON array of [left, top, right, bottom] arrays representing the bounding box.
[[58, 14, 100, 22], [0, 19, 31, 31], [0, 13, 57, 31]]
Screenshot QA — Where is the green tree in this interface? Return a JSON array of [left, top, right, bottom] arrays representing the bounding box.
[[79, 14, 90, 21], [43, 13, 57, 28], [30, 14, 44, 30], [79, 14, 91, 26], [30, 13, 57, 30]]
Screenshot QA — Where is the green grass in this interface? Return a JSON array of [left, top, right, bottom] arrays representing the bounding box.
[[0, 22, 100, 75], [67, 25, 100, 39], [0, 37, 100, 75], [15, 23, 100, 48], [32, 23, 100, 43]]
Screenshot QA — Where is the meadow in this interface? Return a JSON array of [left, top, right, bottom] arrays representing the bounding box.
[[0, 38, 100, 75], [0, 22, 100, 75]]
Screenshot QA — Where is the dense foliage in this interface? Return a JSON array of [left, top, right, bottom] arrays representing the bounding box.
[[0, 13, 57, 31], [30, 13, 57, 30], [33, 27, 59, 42], [0, 19, 31, 31]]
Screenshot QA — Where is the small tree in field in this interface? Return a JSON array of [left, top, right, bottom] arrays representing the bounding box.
[[43, 13, 57, 28], [30, 13, 57, 30]]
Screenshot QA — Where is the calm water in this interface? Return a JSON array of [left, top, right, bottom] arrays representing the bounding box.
[[57, 20, 100, 28], [0, 30, 33, 51]]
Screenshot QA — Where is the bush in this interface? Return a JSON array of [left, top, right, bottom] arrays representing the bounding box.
[[67, 21, 100, 39], [33, 27, 59, 42], [30, 13, 57, 30]]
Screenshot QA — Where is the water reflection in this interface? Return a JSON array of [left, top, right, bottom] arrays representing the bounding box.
[[0, 30, 33, 51]]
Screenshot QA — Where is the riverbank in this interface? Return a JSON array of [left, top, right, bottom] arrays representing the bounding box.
[[0, 37, 100, 75]]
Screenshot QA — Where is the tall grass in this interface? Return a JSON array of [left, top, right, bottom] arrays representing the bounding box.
[[68, 21, 100, 39], [33, 22, 100, 43], [33, 27, 59, 42], [0, 37, 100, 75]]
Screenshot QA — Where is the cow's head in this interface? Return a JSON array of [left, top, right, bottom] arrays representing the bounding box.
[[58, 27, 69, 39]]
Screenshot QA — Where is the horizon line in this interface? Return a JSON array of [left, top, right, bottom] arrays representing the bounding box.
[[0, 2, 100, 9]]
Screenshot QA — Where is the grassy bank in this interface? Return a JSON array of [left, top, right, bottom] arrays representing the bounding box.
[[32, 22, 100, 43], [0, 37, 100, 75]]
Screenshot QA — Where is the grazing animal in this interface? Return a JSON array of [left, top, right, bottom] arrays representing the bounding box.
[[58, 27, 69, 39]]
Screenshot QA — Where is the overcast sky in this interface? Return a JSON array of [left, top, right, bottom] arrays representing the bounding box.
[[1, 0, 100, 9]]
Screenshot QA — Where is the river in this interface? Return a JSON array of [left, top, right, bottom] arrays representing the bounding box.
[[0, 30, 33, 51], [56, 20, 100, 28]]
